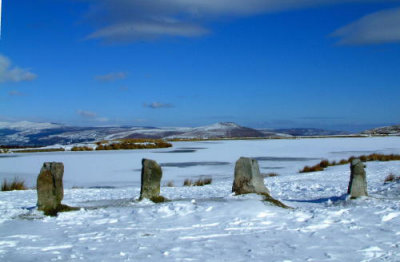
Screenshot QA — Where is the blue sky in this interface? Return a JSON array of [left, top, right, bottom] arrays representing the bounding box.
[[0, 0, 400, 131]]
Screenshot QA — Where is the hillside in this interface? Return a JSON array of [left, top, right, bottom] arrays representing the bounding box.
[[0, 121, 359, 146], [0, 121, 267, 146], [163, 122, 265, 139], [273, 128, 349, 136], [362, 125, 400, 135]]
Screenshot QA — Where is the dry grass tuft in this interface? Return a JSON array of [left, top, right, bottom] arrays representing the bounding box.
[[299, 164, 324, 173], [1, 177, 28, 191], [183, 179, 192, 186], [300, 153, 400, 173], [384, 173, 400, 183], [14, 148, 65, 153], [183, 177, 212, 187], [262, 173, 279, 178], [96, 138, 172, 151], [193, 177, 213, 186], [71, 146, 93, 151], [164, 181, 175, 187]]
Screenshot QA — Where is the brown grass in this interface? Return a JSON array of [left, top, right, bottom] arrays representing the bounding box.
[[194, 179, 206, 186], [193, 177, 212, 186], [96, 139, 172, 151], [384, 173, 400, 183], [1, 177, 28, 191], [14, 148, 65, 153], [299, 164, 324, 173], [71, 146, 93, 151], [262, 173, 279, 178], [183, 177, 213, 187], [299, 153, 400, 173], [164, 181, 175, 187], [183, 179, 192, 186]]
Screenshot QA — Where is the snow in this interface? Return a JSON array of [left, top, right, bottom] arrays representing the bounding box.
[[1, 137, 400, 261], [0, 121, 61, 131], [199, 122, 240, 131], [167, 122, 243, 139]]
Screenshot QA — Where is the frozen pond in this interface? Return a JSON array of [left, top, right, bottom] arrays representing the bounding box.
[[1, 137, 400, 188]]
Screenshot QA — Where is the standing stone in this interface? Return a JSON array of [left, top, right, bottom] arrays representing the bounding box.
[[37, 162, 64, 212], [347, 158, 368, 198], [233, 157, 270, 195], [37, 162, 78, 216], [140, 159, 166, 202], [233, 157, 289, 208]]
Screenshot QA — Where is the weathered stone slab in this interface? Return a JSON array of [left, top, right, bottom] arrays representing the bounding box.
[[37, 162, 78, 216], [233, 157, 289, 208], [233, 157, 270, 195], [347, 158, 368, 199], [140, 159, 166, 202]]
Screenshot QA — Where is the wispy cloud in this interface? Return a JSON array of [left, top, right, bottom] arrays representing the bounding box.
[[331, 7, 400, 45], [144, 102, 174, 109], [77, 110, 109, 122], [8, 90, 26, 97], [87, 21, 208, 41], [0, 54, 37, 83], [95, 72, 126, 82], [77, 110, 97, 118], [83, 0, 396, 42]]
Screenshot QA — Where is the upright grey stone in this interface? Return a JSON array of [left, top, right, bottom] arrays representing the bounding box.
[[233, 157, 270, 195], [233, 157, 289, 208], [140, 159, 166, 202], [37, 162, 78, 216], [347, 158, 368, 198]]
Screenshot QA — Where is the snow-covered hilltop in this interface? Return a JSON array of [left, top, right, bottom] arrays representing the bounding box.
[[0, 120, 375, 147], [362, 124, 400, 136], [163, 122, 265, 139], [0, 121, 64, 145], [0, 121, 61, 131], [0, 121, 268, 146]]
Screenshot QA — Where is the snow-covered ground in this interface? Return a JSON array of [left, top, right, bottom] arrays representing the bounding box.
[[1, 137, 400, 261]]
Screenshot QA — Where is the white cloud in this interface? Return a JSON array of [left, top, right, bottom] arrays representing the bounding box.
[[87, 21, 208, 41], [0, 54, 37, 83], [84, 0, 396, 42], [331, 7, 400, 45], [77, 110, 110, 122], [77, 110, 97, 118], [144, 102, 174, 109], [95, 72, 126, 82]]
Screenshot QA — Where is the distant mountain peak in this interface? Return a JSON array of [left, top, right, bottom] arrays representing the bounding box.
[[203, 122, 241, 130], [218, 122, 241, 127]]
